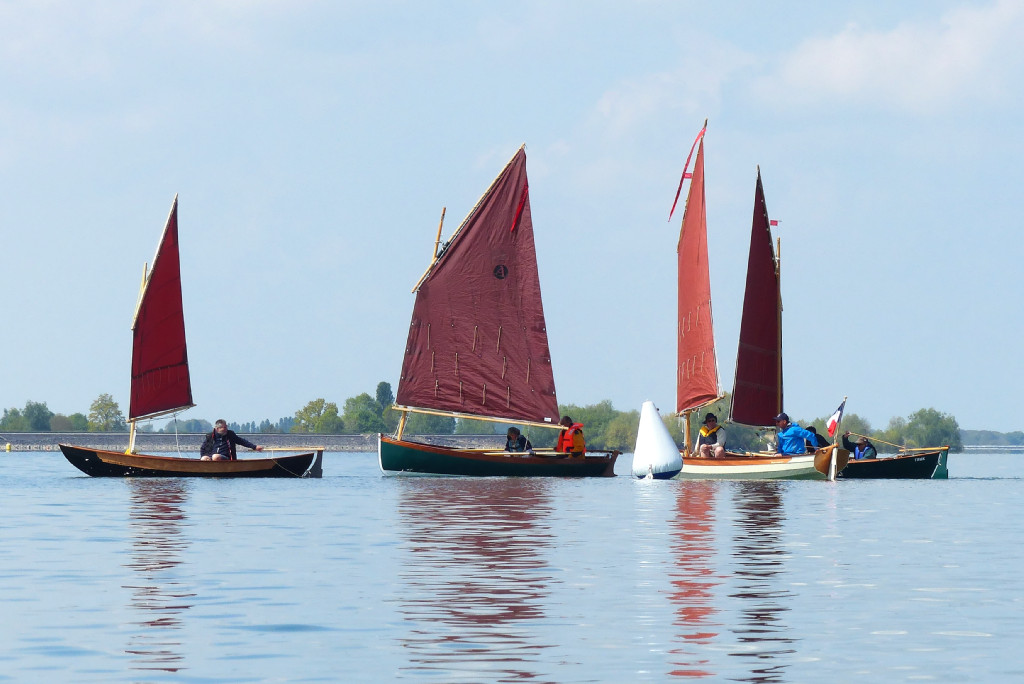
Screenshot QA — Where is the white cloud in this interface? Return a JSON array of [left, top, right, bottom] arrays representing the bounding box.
[[586, 39, 754, 141], [755, 0, 1024, 113]]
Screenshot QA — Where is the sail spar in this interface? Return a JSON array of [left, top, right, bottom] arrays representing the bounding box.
[[395, 147, 559, 424], [676, 136, 720, 414], [129, 196, 194, 421], [729, 169, 782, 427]]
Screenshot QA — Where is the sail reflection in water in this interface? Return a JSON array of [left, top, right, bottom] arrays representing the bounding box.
[[729, 481, 795, 682], [396, 479, 554, 681], [668, 481, 720, 678], [123, 479, 195, 673]]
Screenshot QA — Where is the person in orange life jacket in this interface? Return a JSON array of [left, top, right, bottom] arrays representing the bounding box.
[[200, 419, 264, 461], [773, 413, 819, 455], [805, 426, 830, 452], [842, 431, 877, 460], [556, 415, 586, 457], [694, 412, 726, 458]]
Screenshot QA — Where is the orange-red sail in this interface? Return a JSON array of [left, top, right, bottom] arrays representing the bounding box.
[[129, 197, 193, 421], [395, 147, 559, 424], [730, 169, 782, 427], [676, 139, 719, 414]]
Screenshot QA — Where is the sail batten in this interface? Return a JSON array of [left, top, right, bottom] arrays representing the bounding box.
[[729, 169, 782, 427], [676, 138, 720, 414], [395, 148, 559, 424], [129, 197, 193, 421]]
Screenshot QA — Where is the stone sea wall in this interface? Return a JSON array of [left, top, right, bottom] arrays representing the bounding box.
[[1, 432, 506, 453]]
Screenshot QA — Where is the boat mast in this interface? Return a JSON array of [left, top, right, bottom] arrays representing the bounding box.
[[776, 235, 782, 416], [395, 206, 449, 440], [126, 261, 148, 455], [432, 207, 446, 261]]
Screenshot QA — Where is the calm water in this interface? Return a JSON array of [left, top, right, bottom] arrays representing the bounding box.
[[1, 451, 1022, 682]]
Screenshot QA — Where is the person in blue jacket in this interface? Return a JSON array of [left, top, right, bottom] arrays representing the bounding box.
[[773, 413, 820, 455]]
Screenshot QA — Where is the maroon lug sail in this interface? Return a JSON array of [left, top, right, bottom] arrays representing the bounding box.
[[129, 197, 193, 420], [395, 148, 559, 425], [730, 169, 782, 427], [676, 138, 720, 414]]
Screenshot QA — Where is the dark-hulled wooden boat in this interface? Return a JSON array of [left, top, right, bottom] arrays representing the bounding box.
[[379, 147, 618, 477], [60, 444, 323, 478], [379, 435, 615, 477], [61, 196, 323, 479], [669, 128, 832, 479], [837, 448, 949, 479]]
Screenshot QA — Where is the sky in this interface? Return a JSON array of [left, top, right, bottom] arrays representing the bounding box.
[[2, 0, 1022, 432]]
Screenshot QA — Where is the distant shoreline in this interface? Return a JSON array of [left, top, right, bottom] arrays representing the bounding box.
[[1, 432, 505, 453]]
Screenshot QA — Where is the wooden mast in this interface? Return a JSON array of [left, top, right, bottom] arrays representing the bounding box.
[[776, 235, 782, 417], [397, 206, 448, 439], [126, 261, 148, 455], [432, 207, 446, 260]]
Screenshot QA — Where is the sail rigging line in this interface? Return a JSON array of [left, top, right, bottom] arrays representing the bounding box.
[[668, 119, 708, 222]]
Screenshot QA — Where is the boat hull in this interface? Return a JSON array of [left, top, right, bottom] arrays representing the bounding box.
[[59, 444, 322, 478], [378, 434, 617, 477], [837, 448, 949, 479], [673, 448, 836, 480]]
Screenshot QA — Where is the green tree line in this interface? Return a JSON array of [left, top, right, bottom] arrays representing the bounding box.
[[1, 385, 963, 452]]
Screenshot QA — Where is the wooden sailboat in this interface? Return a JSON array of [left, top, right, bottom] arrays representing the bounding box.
[[836, 447, 949, 479], [60, 197, 322, 478], [378, 147, 618, 477], [672, 132, 838, 479]]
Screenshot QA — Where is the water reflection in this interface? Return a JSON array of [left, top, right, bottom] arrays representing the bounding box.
[[668, 481, 720, 678], [729, 481, 795, 682], [123, 479, 195, 673], [396, 479, 555, 681]]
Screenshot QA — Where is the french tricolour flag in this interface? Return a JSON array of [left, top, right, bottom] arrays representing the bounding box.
[[826, 400, 846, 438]]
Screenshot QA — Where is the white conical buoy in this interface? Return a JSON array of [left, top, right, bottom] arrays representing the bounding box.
[[631, 401, 683, 479]]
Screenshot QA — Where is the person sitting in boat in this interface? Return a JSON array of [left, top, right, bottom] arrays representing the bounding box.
[[557, 416, 586, 457], [773, 413, 820, 455], [200, 419, 264, 461], [842, 431, 878, 460], [505, 427, 533, 453], [805, 426, 830, 451], [694, 413, 726, 458]]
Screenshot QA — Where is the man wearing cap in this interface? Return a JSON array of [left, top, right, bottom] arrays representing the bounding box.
[[694, 413, 727, 458], [842, 431, 878, 460], [773, 413, 820, 455]]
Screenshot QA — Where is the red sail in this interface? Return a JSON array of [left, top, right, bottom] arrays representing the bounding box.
[[730, 169, 782, 427], [129, 197, 193, 420], [676, 139, 720, 413], [395, 147, 559, 424]]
